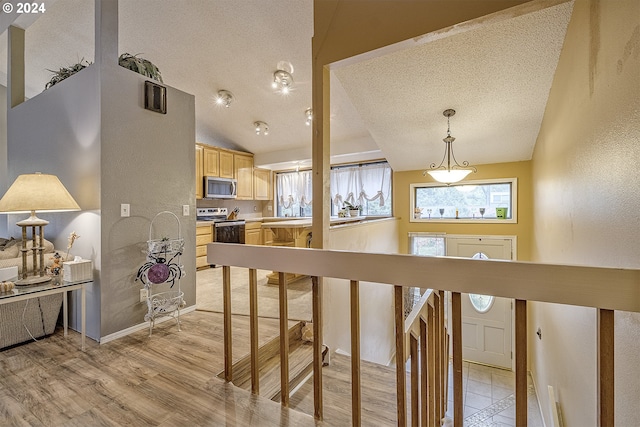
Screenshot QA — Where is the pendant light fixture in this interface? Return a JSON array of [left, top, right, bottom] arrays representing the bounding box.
[[423, 109, 476, 184]]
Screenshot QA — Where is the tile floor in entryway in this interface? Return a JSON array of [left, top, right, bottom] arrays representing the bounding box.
[[445, 361, 544, 427]]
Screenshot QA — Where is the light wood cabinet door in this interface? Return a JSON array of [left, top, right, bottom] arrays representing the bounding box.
[[203, 146, 219, 177], [245, 222, 262, 245], [253, 168, 272, 200], [195, 145, 204, 199], [234, 153, 254, 200], [196, 225, 213, 269], [219, 150, 234, 178]]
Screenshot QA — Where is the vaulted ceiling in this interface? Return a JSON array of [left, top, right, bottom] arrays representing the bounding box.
[[0, 0, 574, 172]]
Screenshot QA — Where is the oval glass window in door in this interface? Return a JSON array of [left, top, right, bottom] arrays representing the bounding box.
[[469, 252, 495, 313]]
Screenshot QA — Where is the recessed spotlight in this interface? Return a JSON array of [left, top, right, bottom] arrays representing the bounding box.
[[305, 108, 313, 126], [272, 70, 293, 94], [254, 121, 269, 136], [215, 90, 234, 108]]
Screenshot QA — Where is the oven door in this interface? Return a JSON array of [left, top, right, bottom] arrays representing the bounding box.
[[214, 221, 246, 244]]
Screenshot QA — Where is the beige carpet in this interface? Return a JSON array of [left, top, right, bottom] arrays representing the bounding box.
[[196, 266, 312, 321]]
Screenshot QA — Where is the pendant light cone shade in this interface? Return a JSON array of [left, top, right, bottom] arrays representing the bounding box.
[[424, 109, 476, 184], [0, 173, 80, 223]]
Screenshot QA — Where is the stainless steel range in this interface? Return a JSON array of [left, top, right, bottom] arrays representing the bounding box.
[[196, 207, 245, 244]]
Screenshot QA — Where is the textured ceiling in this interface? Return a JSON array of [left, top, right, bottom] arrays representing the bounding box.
[[0, 0, 573, 171]]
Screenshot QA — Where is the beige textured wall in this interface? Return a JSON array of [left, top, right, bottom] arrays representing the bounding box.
[[327, 219, 400, 364], [530, 0, 640, 425], [394, 161, 533, 259]]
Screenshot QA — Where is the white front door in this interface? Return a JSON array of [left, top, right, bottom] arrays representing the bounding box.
[[446, 236, 514, 369]]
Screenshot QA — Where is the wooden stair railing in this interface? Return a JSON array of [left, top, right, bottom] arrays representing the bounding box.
[[398, 287, 449, 427], [211, 243, 638, 427]]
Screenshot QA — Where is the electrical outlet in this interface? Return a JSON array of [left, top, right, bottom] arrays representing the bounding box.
[[182, 205, 189, 216], [121, 203, 130, 217], [267, 205, 272, 211], [140, 288, 148, 302]]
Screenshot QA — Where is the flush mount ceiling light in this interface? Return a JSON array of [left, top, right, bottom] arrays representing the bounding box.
[[423, 109, 477, 184], [214, 90, 234, 108], [305, 108, 313, 126], [272, 69, 294, 94], [254, 121, 269, 136]]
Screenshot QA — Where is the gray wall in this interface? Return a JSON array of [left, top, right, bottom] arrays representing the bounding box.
[[7, 65, 102, 339], [7, 60, 195, 340], [99, 62, 195, 337]]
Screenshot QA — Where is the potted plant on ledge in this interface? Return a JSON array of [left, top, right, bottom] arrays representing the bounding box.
[[344, 201, 362, 217]]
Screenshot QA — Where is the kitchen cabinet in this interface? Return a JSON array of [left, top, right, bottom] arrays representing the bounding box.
[[203, 146, 219, 177], [219, 150, 234, 178], [261, 221, 312, 284], [253, 168, 272, 200], [245, 222, 262, 245], [234, 153, 254, 200], [196, 144, 204, 199], [196, 224, 213, 269]]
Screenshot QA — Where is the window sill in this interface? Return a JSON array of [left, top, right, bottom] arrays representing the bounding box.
[[410, 217, 517, 224]]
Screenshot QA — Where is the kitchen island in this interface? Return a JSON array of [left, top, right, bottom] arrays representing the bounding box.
[[261, 216, 366, 284]]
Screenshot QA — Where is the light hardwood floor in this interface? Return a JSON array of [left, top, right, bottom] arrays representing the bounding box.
[[0, 312, 320, 426]]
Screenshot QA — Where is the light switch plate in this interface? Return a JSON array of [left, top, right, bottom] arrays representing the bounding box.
[[121, 203, 130, 217], [182, 205, 189, 216]]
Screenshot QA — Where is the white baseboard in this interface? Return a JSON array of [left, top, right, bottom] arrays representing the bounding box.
[[99, 305, 197, 344]]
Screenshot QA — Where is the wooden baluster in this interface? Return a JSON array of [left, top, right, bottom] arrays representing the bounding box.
[[249, 268, 259, 394], [515, 299, 527, 426], [451, 292, 463, 427], [279, 272, 290, 406], [427, 302, 436, 427], [394, 285, 407, 427], [351, 280, 362, 427], [410, 332, 419, 427], [433, 292, 442, 423], [312, 276, 323, 420], [598, 308, 614, 427], [420, 316, 428, 427], [223, 265, 232, 382], [439, 290, 446, 421]]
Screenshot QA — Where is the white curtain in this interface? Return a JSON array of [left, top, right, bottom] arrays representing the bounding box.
[[276, 170, 313, 208], [276, 162, 392, 214], [331, 162, 392, 210]]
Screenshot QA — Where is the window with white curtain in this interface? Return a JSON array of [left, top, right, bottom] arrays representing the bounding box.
[[275, 161, 393, 217], [331, 161, 392, 216], [276, 169, 313, 217]]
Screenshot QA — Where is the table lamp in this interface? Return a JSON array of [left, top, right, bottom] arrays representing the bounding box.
[[0, 173, 80, 285]]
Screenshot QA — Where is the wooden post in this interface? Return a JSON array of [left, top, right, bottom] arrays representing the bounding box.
[[451, 292, 463, 427], [410, 332, 419, 427], [223, 265, 232, 382], [598, 308, 614, 427], [279, 272, 290, 406], [515, 299, 527, 426], [394, 286, 407, 427], [351, 280, 362, 427], [420, 316, 428, 427], [249, 268, 259, 394], [312, 276, 323, 420]]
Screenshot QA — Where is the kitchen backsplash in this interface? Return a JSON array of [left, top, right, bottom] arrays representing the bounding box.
[[196, 199, 271, 219]]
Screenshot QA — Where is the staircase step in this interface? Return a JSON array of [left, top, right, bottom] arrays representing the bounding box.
[[289, 351, 400, 426], [217, 321, 315, 402]]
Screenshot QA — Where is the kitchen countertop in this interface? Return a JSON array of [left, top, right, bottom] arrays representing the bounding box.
[[261, 216, 363, 228]]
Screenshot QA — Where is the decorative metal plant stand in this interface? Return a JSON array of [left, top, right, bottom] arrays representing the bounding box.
[[136, 211, 185, 336]]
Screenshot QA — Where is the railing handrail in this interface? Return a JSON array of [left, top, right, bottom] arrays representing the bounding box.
[[208, 243, 640, 312]]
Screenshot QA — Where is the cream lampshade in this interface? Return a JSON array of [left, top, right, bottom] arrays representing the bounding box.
[[0, 173, 80, 285]]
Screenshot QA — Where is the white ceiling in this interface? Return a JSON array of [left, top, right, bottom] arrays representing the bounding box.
[[0, 0, 574, 172]]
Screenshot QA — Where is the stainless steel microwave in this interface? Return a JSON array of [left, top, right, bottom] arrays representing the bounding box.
[[205, 176, 237, 199]]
